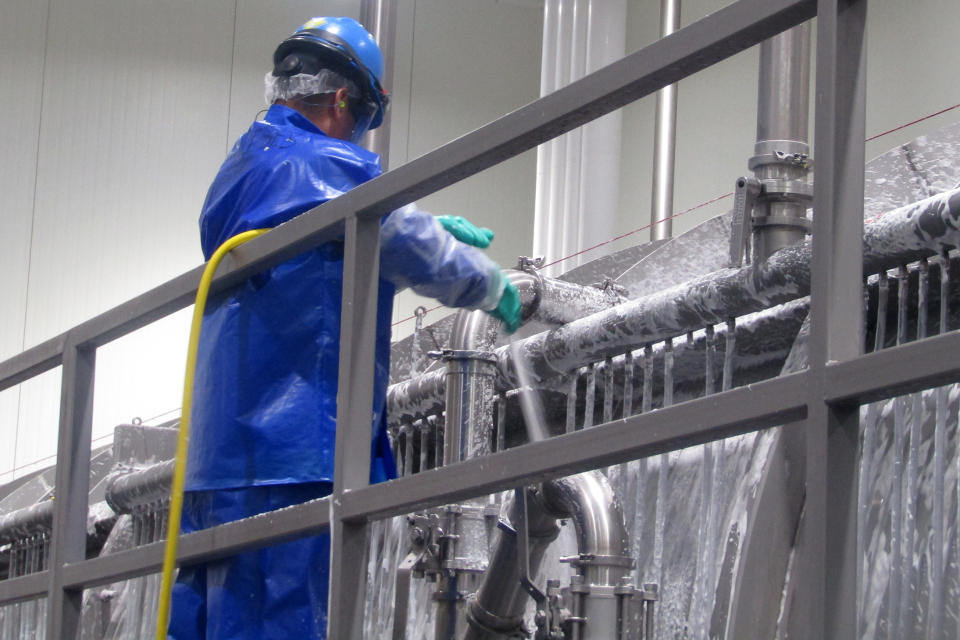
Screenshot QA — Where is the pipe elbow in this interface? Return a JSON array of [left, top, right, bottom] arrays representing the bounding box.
[[541, 471, 632, 582]]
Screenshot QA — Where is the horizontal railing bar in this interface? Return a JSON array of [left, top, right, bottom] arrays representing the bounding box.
[[0, 333, 65, 392], [825, 330, 960, 404], [0, 0, 814, 391], [0, 570, 48, 606], [10, 373, 805, 594], [58, 495, 331, 591], [12, 326, 960, 596], [343, 372, 809, 521]]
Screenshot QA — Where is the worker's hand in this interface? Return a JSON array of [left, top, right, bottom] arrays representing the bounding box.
[[436, 215, 495, 248], [488, 280, 521, 333]]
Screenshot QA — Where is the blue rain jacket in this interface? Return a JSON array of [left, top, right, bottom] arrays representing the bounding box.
[[169, 483, 333, 640], [185, 104, 502, 492]]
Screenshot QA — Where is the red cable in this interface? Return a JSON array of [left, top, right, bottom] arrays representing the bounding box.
[[393, 102, 960, 327], [865, 102, 960, 143]]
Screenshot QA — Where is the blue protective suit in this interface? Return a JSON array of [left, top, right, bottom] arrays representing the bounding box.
[[169, 104, 503, 639]]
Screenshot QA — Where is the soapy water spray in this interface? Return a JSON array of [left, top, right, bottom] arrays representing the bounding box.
[[509, 337, 550, 444]]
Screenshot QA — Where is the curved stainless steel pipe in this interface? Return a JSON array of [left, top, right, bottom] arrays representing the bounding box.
[[444, 270, 623, 465], [443, 271, 539, 465], [464, 470, 631, 639], [464, 488, 561, 640], [388, 273, 622, 427], [541, 471, 632, 587]]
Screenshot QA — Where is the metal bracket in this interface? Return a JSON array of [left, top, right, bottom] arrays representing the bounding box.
[[515, 488, 548, 608], [518, 256, 546, 272], [729, 176, 761, 268], [392, 548, 424, 640]]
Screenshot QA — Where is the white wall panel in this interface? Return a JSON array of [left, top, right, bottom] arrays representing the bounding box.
[[863, 0, 960, 159], [7, 0, 237, 478], [0, 0, 50, 480], [25, 0, 235, 346], [10, 369, 61, 482]]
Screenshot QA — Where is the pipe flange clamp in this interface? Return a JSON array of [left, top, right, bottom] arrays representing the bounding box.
[[559, 553, 636, 570], [440, 349, 497, 364], [465, 595, 529, 637], [751, 214, 812, 233], [758, 178, 814, 202]]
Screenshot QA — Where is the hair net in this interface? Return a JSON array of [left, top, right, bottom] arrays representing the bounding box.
[[264, 70, 359, 105]]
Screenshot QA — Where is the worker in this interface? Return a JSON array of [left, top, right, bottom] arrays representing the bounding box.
[[167, 16, 521, 640]]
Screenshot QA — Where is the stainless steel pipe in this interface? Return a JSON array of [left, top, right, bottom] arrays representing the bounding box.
[[651, 0, 681, 242], [464, 471, 631, 639], [105, 460, 174, 514], [464, 488, 561, 640], [443, 270, 623, 466], [389, 188, 960, 422], [359, 0, 397, 166], [500, 189, 960, 386], [388, 274, 622, 426], [541, 472, 632, 588], [752, 22, 813, 262]]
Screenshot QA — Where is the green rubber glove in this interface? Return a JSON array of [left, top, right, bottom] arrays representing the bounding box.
[[437, 215, 495, 248], [488, 280, 521, 334]]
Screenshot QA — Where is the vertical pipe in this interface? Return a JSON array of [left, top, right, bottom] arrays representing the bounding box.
[[435, 414, 445, 469], [533, 0, 560, 266], [705, 325, 716, 395], [622, 350, 634, 418], [496, 395, 507, 453], [359, 0, 397, 167], [577, 0, 626, 258], [930, 253, 949, 638], [583, 363, 597, 428], [420, 419, 429, 473], [567, 372, 579, 433], [694, 330, 717, 637], [889, 266, 909, 638], [651, 339, 674, 617], [535, 0, 625, 274], [858, 272, 887, 632], [603, 357, 614, 424], [403, 423, 414, 477], [560, 0, 587, 262], [902, 260, 929, 632], [752, 22, 812, 262], [756, 24, 811, 144], [641, 345, 653, 413], [650, 0, 680, 242], [663, 339, 674, 408], [722, 319, 736, 391]]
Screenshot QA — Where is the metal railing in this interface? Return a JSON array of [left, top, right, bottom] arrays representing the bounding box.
[[2, 0, 943, 636]]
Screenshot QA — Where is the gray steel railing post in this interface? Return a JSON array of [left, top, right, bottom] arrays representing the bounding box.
[[804, 0, 867, 637], [46, 334, 96, 639], [328, 213, 381, 638]]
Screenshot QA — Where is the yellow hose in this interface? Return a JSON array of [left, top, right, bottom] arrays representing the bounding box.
[[156, 228, 268, 640]]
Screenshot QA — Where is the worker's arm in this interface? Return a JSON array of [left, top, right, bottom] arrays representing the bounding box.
[[380, 205, 505, 311]]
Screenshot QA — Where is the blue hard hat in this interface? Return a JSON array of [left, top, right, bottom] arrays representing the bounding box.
[[273, 16, 389, 131]]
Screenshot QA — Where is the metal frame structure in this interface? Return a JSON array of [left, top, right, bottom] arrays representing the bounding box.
[[0, 0, 927, 637]]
